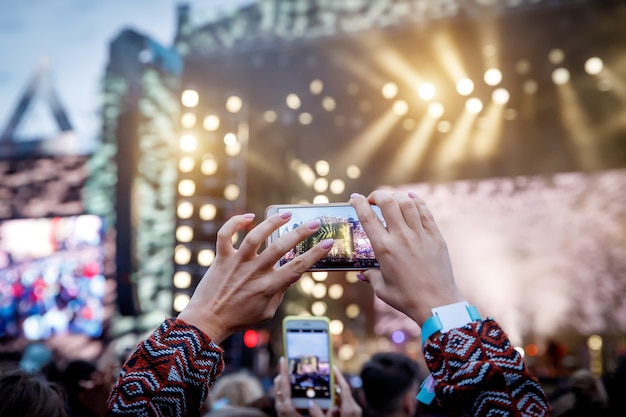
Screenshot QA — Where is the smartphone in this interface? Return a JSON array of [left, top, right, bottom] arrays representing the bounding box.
[[282, 316, 334, 410], [265, 203, 384, 271]]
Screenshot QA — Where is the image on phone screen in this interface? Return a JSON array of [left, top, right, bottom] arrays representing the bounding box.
[[274, 204, 384, 270], [285, 327, 332, 400]]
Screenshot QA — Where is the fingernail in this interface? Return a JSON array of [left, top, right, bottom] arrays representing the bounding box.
[[321, 238, 334, 249], [279, 356, 284, 365], [279, 211, 292, 219], [243, 213, 255, 219], [356, 273, 366, 281], [408, 191, 418, 198], [350, 193, 363, 199], [308, 400, 315, 409], [306, 219, 321, 229]]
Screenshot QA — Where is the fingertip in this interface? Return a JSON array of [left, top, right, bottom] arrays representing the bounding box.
[[356, 272, 366, 282], [320, 238, 334, 249], [243, 212, 256, 219], [408, 191, 418, 198], [350, 192, 364, 200]]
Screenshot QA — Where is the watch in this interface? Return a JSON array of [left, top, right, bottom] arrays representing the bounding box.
[[421, 301, 481, 347]]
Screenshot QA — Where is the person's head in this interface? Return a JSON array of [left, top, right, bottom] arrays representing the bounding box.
[[360, 352, 420, 417], [0, 368, 68, 417], [209, 371, 264, 411]]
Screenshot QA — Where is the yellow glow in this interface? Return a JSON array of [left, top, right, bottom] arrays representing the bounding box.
[[174, 245, 192, 265], [346, 304, 360, 318], [549, 48, 565, 64], [466, 98, 484, 114], [516, 60, 531, 74], [225, 142, 242, 157], [492, 88, 510, 105], [359, 101, 372, 113], [471, 99, 506, 160], [201, 155, 218, 176], [392, 100, 409, 116], [310, 79, 324, 95], [329, 179, 345, 195], [173, 293, 190, 312], [225, 95, 243, 113], [313, 195, 329, 204], [176, 225, 193, 242], [179, 156, 195, 173], [180, 134, 197, 152], [432, 32, 468, 84], [484, 68, 503, 86], [199, 204, 217, 221], [224, 133, 237, 146], [382, 82, 398, 99], [177, 201, 194, 219], [286, 93, 301, 110], [203, 115, 220, 131], [456, 78, 474, 96], [346, 165, 361, 179], [298, 112, 313, 125], [224, 184, 240, 200], [297, 164, 316, 187], [328, 284, 344, 299], [173, 271, 192, 289], [418, 83, 436, 101], [322, 96, 336, 111], [345, 271, 359, 283], [313, 177, 328, 193], [524, 80, 539, 94], [434, 110, 479, 181], [337, 344, 355, 361], [312, 271, 328, 281], [178, 179, 196, 196], [299, 275, 315, 294], [311, 301, 327, 316], [329, 320, 344, 335], [264, 110, 277, 122], [552, 68, 570, 85], [312, 283, 327, 299], [428, 102, 445, 118], [588, 335, 603, 351], [198, 249, 216, 266], [387, 112, 438, 182], [180, 112, 197, 129], [585, 57, 603, 75], [181, 89, 199, 107], [315, 160, 330, 176], [438, 120, 451, 133]]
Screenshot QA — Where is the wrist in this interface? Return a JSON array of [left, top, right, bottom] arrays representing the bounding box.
[[177, 309, 229, 344]]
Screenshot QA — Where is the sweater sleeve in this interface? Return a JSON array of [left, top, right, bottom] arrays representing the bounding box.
[[106, 318, 224, 417], [423, 318, 551, 417]]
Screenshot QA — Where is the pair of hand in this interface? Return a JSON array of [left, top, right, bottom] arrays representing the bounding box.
[[178, 190, 463, 343], [273, 357, 362, 417]]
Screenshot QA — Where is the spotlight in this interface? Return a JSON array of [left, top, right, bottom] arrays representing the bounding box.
[[492, 88, 510, 105], [322, 97, 336, 111], [484, 69, 502, 86], [315, 160, 330, 176], [174, 245, 192, 265], [456, 78, 474, 96], [203, 115, 220, 131], [585, 57, 603, 75], [177, 201, 194, 219], [173, 293, 190, 312], [313, 177, 329, 193], [181, 89, 199, 107], [179, 134, 197, 152], [173, 271, 192, 289], [224, 133, 237, 146], [552, 68, 570, 85], [224, 184, 240, 200], [310, 79, 324, 95], [179, 156, 195, 173], [201, 155, 218, 176], [298, 112, 313, 125], [176, 225, 193, 242], [178, 179, 196, 196], [346, 165, 361, 179], [418, 83, 436, 100], [263, 110, 277, 122], [225, 95, 243, 113], [198, 249, 216, 266], [549, 48, 565, 64], [286, 93, 301, 110], [199, 203, 217, 221], [428, 102, 445, 118], [382, 82, 398, 99], [181, 112, 197, 129], [465, 98, 483, 114], [392, 100, 409, 116]]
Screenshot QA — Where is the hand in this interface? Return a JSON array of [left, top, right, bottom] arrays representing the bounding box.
[[350, 191, 465, 326], [178, 212, 333, 343], [274, 357, 362, 417]]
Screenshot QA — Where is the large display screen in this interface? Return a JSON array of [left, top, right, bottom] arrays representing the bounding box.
[[0, 214, 106, 339]]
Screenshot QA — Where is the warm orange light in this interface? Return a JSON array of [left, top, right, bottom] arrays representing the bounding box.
[[526, 343, 539, 357]]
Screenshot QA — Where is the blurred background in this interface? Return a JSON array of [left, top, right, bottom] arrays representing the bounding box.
[[1, 0, 625, 396]]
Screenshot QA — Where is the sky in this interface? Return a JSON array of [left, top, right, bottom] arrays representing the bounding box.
[[0, 0, 256, 146]]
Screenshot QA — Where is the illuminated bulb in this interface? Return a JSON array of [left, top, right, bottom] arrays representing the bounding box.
[[322, 97, 336, 111], [465, 98, 483, 114], [180, 112, 196, 128], [173, 271, 191, 289], [181, 90, 199, 107], [224, 133, 237, 146], [588, 335, 603, 351], [456, 78, 474, 96], [286, 93, 301, 110], [311, 301, 327, 316], [312, 283, 327, 299], [299, 275, 315, 294], [345, 304, 360, 318], [585, 57, 603, 75], [198, 249, 216, 266], [428, 102, 445, 118], [201, 156, 218, 176], [264, 110, 277, 122], [516, 60, 531, 74], [225, 95, 243, 113], [174, 245, 192, 264], [180, 134, 197, 152], [315, 160, 330, 176], [199, 204, 217, 221], [176, 225, 193, 242], [328, 284, 344, 299], [297, 164, 316, 187], [504, 108, 518, 120], [224, 184, 240, 200], [418, 83, 436, 100], [345, 272, 359, 283], [484, 68, 503, 86], [549, 48, 565, 64], [346, 165, 360, 179], [313, 195, 329, 204], [298, 112, 313, 125], [313, 177, 329, 193], [225, 142, 242, 157], [310, 79, 324, 95], [173, 293, 190, 312], [177, 201, 194, 219], [524, 80, 538, 94], [179, 156, 195, 173], [329, 320, 344, 335], [492, 88, 510, 105], [392, 100, 409, 116], [312, 271, 328, 281], [381, 82, 398, 99], [329, 179, 345, 195], [203, 115, 220, 131], [337, 344, 355, 361], [178, 179, 196, 196], [552, 68, 570, 85]]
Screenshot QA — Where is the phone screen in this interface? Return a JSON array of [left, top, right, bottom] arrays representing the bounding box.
[[270, 204, 384, 270], [285, 327, 332, 401]]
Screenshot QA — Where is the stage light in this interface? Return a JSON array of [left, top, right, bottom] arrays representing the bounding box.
[[286, 93, 301, 110], [225, 95, 243, 113], [178, 179, 196, 196], [549, 48, 565, 64], [328, 284, 344, 299], [203, 115, 220, 131], [392, 100, 409, 116], [201, 155, 218, 176], [391, 330, 406, 344], [180, 134, 197, 152], [176, 225, 193, 242], [428, 102, 445, 118], [297, 164, 316, 186], [181, 112, 197, 129], [311, 301, 327, 316], [492, 88, 510, 105], [199, 203, 217, 221], [482, 44, 496, 57], [346, 165, 361, 179], [337, 344, 355, 361], [524, 80, 538, 94], [588, 335, 602, 351], [173, 271, 192, 289], [173, 293, 190, 312], [552, 68, 570, 85], [263, 110, 277, 122], [299, 275, 315, 294], [585, 57, 603, 75], [243, 330, 259, 348], [313, 195, 329, 204], [382, 82, 398, 99], [345, 304, 360, 318], [177, 201, 194, 219], [329, 179, 345, 195], [313, 177, 328, 193], [456, 78, 474, 96], [310, 79, 324, 95], [329, 320, 344, 335], [418, 83, 436, 101], [315, 160, 330, 176], [322, 96, 336, 111], [223, 132, 237, 146], [438, 120, 451, 133], [516, 59, 530, 74], [526, 343, 539, 356], [198, 249, 215, 266], [312, 271, 328, 281], [179, 156, 195, 173], [312, 283, 327, 299], [484, 68, 502, 86], [298, 112, 313, 125], [345, 272, 358, 283], [504, 108, 518, 120], [225, 142, 242, 157], [466, 98, 483, 114], [174, 245, 192, 265], [224, 184, 240, 200], [181, 89, 199, 107]]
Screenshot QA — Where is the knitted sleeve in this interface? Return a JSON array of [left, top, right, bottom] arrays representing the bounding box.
[[106, 318, 224, 417], [423, 318, 551, 417]]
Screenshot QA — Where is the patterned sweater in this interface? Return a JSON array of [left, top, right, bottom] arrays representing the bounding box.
[[106, 318, 551, 417]]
